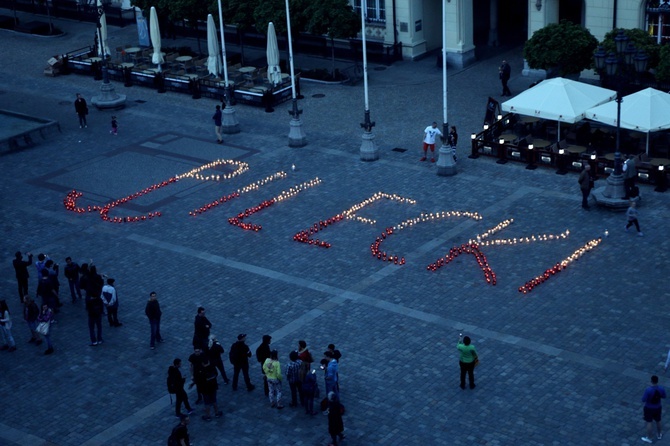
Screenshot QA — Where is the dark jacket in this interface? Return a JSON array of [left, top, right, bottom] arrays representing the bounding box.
[[74, 98, 88, 115], [64, 262, 80, 281], [167, 365, 186, 393], [13, 255, 32, 279], [87, 273, 104, 298], [209, 341, 224, 364], [256, 342, 271, 365], [229, 340, 251, 366], [145, 299, 162, 320], [86, 295, 104, 318], [23, 300, 39, 322], [194, 315, 211, 340]]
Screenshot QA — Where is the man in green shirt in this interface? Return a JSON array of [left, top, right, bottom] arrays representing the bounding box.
[[457, 334, 478, 389]]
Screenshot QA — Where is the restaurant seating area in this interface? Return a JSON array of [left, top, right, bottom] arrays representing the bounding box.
[[470, 113, 670, 186], [61, 45, 294, 107]]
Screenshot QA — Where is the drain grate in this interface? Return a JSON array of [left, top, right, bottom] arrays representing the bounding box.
[[392, 148, 407, 152], [135, 99, 146, 103], [312, 93, 325, 98]]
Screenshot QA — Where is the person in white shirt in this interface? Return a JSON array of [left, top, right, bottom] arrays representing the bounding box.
[[101, 278, 122, 327], [421, 122, 443, 162]]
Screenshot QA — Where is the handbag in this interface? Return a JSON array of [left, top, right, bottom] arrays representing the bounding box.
[[472, 352, 480, 368], [36, 321, 50, 336]]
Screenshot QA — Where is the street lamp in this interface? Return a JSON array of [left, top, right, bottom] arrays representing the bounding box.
[[592, 31, 648, 203], [436, 0, 456, 175], [359, 0, 379, 161], [285, 0, 306, 147], [91, 1, 126, 109]]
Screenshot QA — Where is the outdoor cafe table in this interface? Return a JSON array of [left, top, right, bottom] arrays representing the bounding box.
[[85, 57, 102, 63], [175, 55, 192, 62], [531, 139, 551, 149], [566, 145, 587, 155], [650, 158, 670, 167], [500, 133, 517, 143]]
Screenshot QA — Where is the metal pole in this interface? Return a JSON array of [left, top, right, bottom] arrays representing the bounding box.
[[216, 0, 239, 133], [436, 0, 456, 175], [359, 0, 378, 160], [614, 89, 623, 175], [285, 0, 306, 147]]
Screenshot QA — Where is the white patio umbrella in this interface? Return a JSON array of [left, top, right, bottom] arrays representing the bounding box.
[[150, 7, 164, 71], [585, 87, 670, 155], [206, 14, 221, 77], [266, 22, 282, 86], [502, 77, 616, 141], [97, 0, 110, 58]]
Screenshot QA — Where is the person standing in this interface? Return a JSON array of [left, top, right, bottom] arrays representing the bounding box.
[[193, 307, 211, 351], [326, 391, 345, 446], [641, 375, 666, 443], [145, 291, 163, 349], [44, 260, 61, 308], [87, 265, 104, 302], [188, 347, 206, 404], [229, 334, 255, 391], [625, 200, 643, 236], [0, 300, 17, 352], [110, 115, 118, 135], [167, 358, 194, 418], [13, 251, 32, 301], [499, 60, 512, 96], [36, 303, 54, 355], [301, 368, 319, 415], [578, 164, 593, 211], [326, 344, 342, 362], [457, 334, 478, 389], [256, 334, 272, 397], [169, 414, 191, 446], [35, 253, 49, 277], [623, 155, 637, 199], [74, 93, 88, 128], [421, 122, 442, 163], [448, 126, 458, 161], [324, 351, 339, 396], [285, 350, 303, 408], [212, 105, 223, 144], [63, 257, 82, 303], [36, 269, 58, 312], [85, 288, 104, 346], [101, 278, 122, 327], [263, 349, 284, 409], [197, 356, 223, 421], [23, 295, 39, 344], [208, 335, 230, 384]]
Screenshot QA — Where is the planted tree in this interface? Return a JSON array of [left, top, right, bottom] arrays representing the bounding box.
[[303, 0, 360, 78], [523, 20, 598, 76], [656, 44, 670, 84], [169, 0, 211, 54], [600, 28, 660, 71], [224, 0, 260, 65]]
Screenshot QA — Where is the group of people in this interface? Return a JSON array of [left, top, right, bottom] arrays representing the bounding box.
[[166, 310, 346, 446], [73, 93, 119, 135], [8, 250, 169, 354], [421, 122, 458, 163]]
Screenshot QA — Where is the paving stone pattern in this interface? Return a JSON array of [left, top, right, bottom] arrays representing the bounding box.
[[0, 10, 669, 446]]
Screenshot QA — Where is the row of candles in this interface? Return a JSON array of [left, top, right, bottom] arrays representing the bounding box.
[[370, 211, 483, 264], [189, 172, 287, 216], [228, 178, 322, 231], [518, 238, 602, 294], [293, 192, 416, 248], [174, 159, 249, 181], [427, 243, 497, 285], [472, 230, 570, 247]]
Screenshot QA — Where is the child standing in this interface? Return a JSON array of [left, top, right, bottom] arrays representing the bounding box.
[[625, 200, 643, 236], [110, 116, 118, 135]]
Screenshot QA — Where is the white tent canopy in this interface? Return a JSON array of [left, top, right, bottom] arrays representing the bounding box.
[[585, 87, 670, 155], [502, 77, 616, 141]]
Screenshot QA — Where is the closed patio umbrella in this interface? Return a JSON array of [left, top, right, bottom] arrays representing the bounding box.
[[585, 88, 670, 155], [97, 0, 110, 58], [150, 7, 164, 71], [206, 14, 221, 77], [266, 22, 281, 86]]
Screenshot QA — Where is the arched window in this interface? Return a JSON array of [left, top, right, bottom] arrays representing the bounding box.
[[646, 0, 670, 44], [352, 0, 386, 23]]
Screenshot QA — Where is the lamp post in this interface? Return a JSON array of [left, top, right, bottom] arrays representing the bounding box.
[[217, 0, 240, 134], [359, 0, 379, 161], [592, 31, 648, 207], [91, 1, 126, 109], [285, 0, 307, 148], [436, 0, 456, 176]]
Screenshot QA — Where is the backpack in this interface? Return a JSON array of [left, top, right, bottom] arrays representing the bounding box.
[[166, 366, 178, 394], [651, 389, 662, 405]]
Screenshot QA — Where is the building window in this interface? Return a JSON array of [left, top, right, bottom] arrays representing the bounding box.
[[646, 0, 670, 44], [353, 0, 386, 23]]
